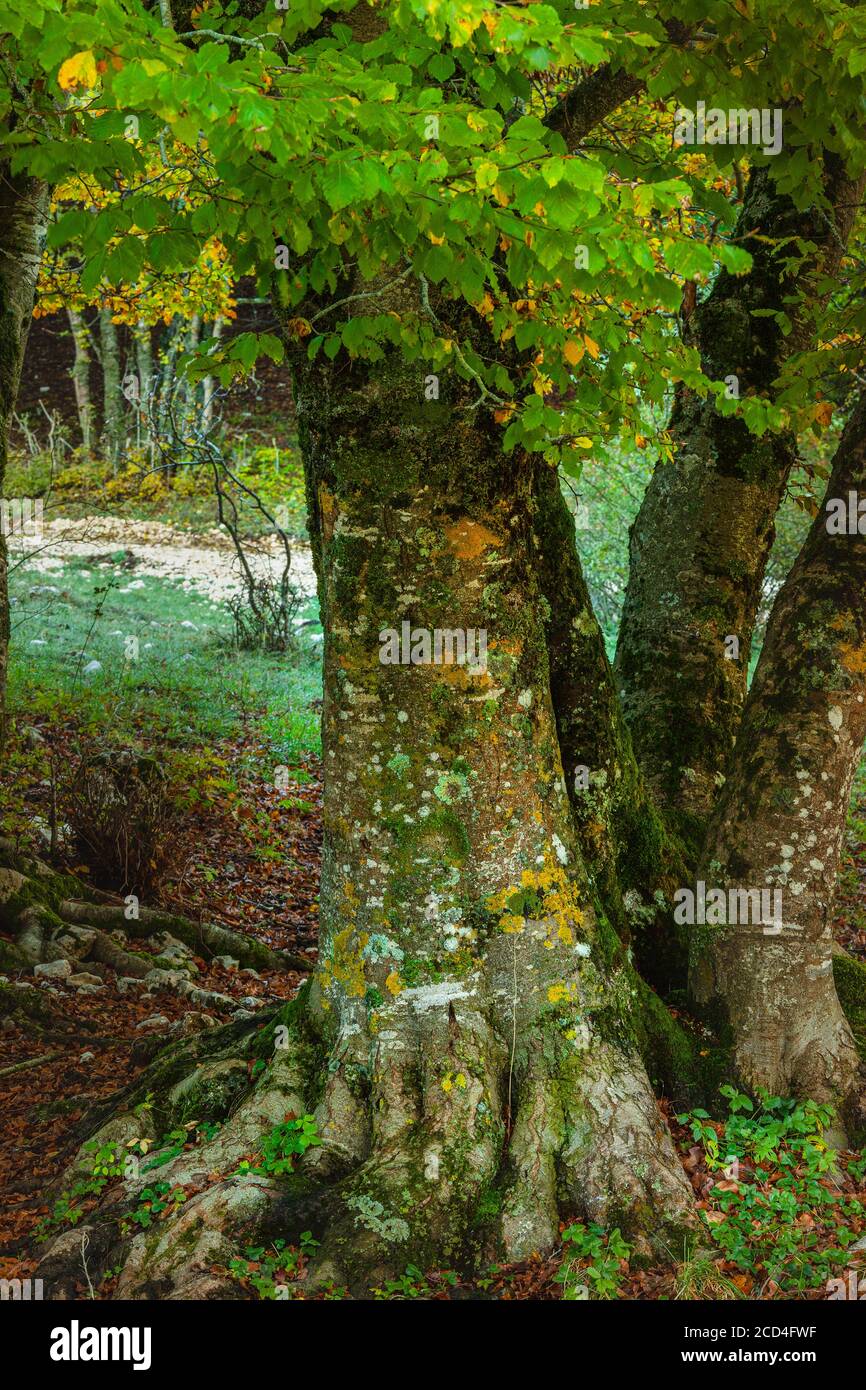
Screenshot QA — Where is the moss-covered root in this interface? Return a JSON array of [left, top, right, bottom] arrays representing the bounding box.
[[37, 1012, 310, 1300], [297, 918, 697, 1293]]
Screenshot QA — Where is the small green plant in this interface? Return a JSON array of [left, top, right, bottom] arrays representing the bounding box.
[[677, 1087, 866, 1294], [127, 1183, 187, 1230], [371, 1265, 458, 1300], [228, 1233, 321, 1299], [34, 1141, 126, 1240], [555, 1223, 632, 1300], [234, 1115, 320, 1177]]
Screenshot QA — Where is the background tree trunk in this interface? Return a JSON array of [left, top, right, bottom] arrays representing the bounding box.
[[98, 304, 123, 472], [66, 307, 93, 455], [0, 164, 48, 747], [690, 391, 866, 1135], [615, 162, 863, 854]]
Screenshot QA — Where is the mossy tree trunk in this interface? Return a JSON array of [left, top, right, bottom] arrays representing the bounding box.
[[280, 305, 695, 1284], [0, 162, 48, 749], [531, 461, 689, 990], [690, 391, 866, 1136], [615, 163, 863, 854]]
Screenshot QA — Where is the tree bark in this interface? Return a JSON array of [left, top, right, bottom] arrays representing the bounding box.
[[66, 307, 93, 454], [689, 391, 866, 1136], [0, 163, 48, 747], [531, 462, 689, 989], [98, 304, 123, 471], [615, 161, 864, 853]]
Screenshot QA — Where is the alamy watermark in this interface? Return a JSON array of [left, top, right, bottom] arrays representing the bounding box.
[[673, 881, 783, 929], [379, 621, 488, 674], [0, 1277, 43, 1300], [826, 492, 866, 534], [0, 497, 43, 540], [674, 102, 783, 157]]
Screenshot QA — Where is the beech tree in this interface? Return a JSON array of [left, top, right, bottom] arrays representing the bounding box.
[[3, 0, 866, 1295]]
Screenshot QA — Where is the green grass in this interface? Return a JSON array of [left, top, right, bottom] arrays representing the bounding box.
[[6, 553, 322, 770]]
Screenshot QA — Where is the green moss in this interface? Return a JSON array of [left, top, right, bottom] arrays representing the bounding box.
[[834, 953, 866, 1059], [632, 978, 729, 1110]]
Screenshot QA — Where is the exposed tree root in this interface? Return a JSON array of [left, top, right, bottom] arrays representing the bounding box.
[[0, 843, 311, 981], [36, 928, 702, 1299]]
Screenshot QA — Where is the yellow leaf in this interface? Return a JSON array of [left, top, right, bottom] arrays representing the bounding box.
[[574, 436, 593, 449], [563, 339, 584, 366], [58, 50, 98, 91], [428, 231, 446, 245], [582, 334, 601, 360]]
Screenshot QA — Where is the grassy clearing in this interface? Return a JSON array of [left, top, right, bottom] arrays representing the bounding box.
[[3, 553, 322, 847]]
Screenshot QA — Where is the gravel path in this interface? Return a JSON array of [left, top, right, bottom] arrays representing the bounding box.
[[10, 514, 318, 602]]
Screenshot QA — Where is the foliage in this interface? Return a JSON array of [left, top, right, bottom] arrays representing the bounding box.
[[677, 1088, 866, 1294], [227, 1234, 332, 1299], [554, 1221, 632, 1300], [8, 0, 866, 470], [234, 1115, 321, 1178]]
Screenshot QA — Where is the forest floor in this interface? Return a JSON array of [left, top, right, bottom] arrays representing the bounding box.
[[2, 523, 866, 1301]]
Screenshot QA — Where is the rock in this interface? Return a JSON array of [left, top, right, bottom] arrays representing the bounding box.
[[79, 1051, 96, 1063], [0, 868, 27, 904], [143, 969, 188, 991], [166, 1013, 218, 1039], [214, 955, 239, 971], [55, 926, 98, 960], [116, 976, 146, 994], [185, 986, 235, 1009], [154, 933, 193, 956], [231, 1009, 258, 1021], [73, 983, 104, 995], [238, 995, 262, 1011], [82, 660, 103, 675], [67, 972, 104, 987], [240, 968, 262, 980], [153, 952, 197, 973], [34, 959, 72, 980], [136, 1014, 170, 1030]]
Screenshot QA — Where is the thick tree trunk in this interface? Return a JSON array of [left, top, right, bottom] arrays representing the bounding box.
[[0, 164, 48, 747], [689, 391, 866, 1136], [282, 319, 694, 1283], [615, 162, 863, 853], [36, 298, 698, 1300]]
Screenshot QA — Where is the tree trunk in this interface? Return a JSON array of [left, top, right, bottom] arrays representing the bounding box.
[[615, 162, 863, 853], [98, 304, 123, 472], [531, 461, 689, 989], [66, 307, 93, 454], [267, 312, 696, 1285], [689, 391, 866, 1137], [0, 164, 48, 747]]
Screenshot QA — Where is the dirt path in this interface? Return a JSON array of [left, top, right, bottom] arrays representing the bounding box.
[[10, 514, 318, 603]]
